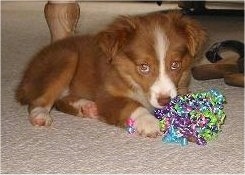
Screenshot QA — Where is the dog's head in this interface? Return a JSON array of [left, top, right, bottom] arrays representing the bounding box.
[[98, 11, 206, 108]]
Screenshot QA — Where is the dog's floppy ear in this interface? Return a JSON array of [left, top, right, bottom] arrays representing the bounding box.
[[169, 12, 207, 57], [97, 16, 137, 62], [184, 19, 207, 57]]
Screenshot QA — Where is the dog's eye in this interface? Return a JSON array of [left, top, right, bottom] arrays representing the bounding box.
[[138, 63, 151, 75], [170, 61, 181, 71]]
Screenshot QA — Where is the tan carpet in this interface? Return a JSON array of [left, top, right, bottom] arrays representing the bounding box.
[[1, 1, 244, 174]]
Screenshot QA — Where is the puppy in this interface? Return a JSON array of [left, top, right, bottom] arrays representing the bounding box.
[[16, 11, 206, 137]]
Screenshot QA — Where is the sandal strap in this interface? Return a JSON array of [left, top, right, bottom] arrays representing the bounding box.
[[205, 40, 244, 63]]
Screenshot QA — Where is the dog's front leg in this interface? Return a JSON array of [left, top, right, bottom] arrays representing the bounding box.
[[177, 69, 191, 95], [129, 106, 162, 137], [96, 95, 161, 137]]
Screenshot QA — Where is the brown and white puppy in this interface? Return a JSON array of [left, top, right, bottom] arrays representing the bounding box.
[[16, 11, 206, 137]]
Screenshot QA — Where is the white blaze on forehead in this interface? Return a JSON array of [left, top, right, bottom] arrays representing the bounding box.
[[155, 27, 169, 67], [149, 27, 177, 108]]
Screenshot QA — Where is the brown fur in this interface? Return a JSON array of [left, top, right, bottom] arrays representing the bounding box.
[[16, 11, 206, 128]]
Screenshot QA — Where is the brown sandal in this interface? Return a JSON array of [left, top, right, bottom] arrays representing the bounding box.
[[224, 73, 244, 87], [191, 40, 244, 87], [192, 63, 239, 80]]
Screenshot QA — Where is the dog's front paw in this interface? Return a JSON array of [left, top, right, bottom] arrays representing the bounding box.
[[80, 101, 98, 119], [135, 114, 161, 137], [130, 107, 161, 137], [71, 99, 98, 119]]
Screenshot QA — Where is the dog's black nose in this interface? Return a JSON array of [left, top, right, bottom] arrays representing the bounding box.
[[157, 96, 170, 106]]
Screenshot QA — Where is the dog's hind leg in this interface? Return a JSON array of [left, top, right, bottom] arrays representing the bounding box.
[[27, 53, 78, 126], [55, 95, 99, 119]]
